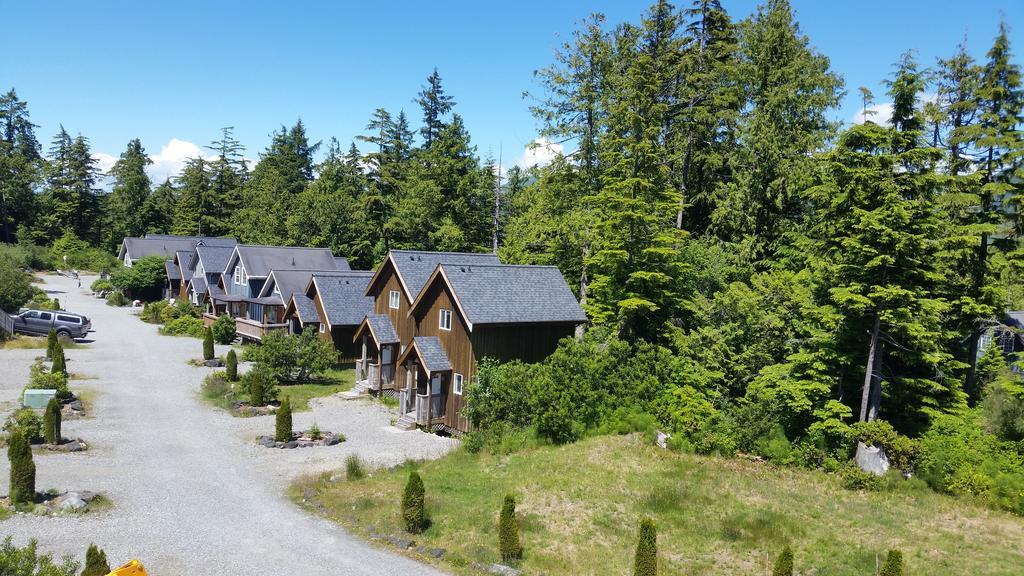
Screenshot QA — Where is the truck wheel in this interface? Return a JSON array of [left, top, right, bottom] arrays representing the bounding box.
[[56, 330, 73, 344]]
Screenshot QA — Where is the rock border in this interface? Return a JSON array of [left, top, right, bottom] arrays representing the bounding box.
[[256, 430, 344, 449]]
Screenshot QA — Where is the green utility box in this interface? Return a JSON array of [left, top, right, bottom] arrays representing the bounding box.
[[23, 389, 56, 409]]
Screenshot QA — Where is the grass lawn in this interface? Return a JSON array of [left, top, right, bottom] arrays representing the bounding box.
[[202, 365, 355, 414], [0, 336, 85, 350], [291, 434, 1024, 576]]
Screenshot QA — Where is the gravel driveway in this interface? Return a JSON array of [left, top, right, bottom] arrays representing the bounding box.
[[0, 274, 457, 575]]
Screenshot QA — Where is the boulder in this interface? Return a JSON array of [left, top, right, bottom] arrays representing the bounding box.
[[429, 548, 445, 559], [322, 434, 341, 446], [386, 536, 415, 550], [58, 495, 88, 512], [655, 430, 671, 449], [855, 442, 890, 476], [284, 441, 299, 449], [204, 359, 225, 368], [257, 436, 276, 448], [65, 440, 86, 452]]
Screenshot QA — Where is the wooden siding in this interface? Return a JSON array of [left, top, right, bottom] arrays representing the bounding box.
[[412, 280, 473, 431], [471, 324, 575, 364], [332, 326, 359, 362], [370, 262, 417, 346]]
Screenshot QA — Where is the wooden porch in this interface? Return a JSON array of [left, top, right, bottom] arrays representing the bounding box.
[[234, 317, 288, 342]]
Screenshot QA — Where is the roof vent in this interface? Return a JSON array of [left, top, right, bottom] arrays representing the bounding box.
[[291, 257, 296, 266], [460, 267, 466, 273]]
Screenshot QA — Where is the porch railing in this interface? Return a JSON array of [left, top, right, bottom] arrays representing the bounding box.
[[368, 363, 381, 391], [380, 363, 395, 389], [399, 387, 411, 414], [355, 358, 367, 381], [415, 393, 445, 425], [234, 317, 288, 341]]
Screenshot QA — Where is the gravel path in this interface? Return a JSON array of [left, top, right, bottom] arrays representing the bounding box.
[[0, 274, 457, 575]]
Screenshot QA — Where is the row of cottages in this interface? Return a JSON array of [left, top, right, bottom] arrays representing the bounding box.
[[118, 234, 236, 299], [285, 250, 587, 434]]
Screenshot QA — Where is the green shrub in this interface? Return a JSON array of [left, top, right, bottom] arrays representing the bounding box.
[[0, 536, 77, 574], [159, 316, 205, 338], [983, 377, 1024, 441], [839, 464, 882, 491], [173, 299, 199, 319], [29, 287, 58, 310], [7, 429, 35, 506], [212, 314, 236, 345], [851, 420, 917, 472], [89, 279, 114, 294], [634, 517, 657, 576], [463, 422, 538, 455], [345, 455, 365, 480], [28, 359, 71, 400], [51, 341, 67, 377], [0, 253, 35, 313], [499, 494, 523, 563], [43, 398, 61, 445], [159, 305, 177, 324], [402, 471, 426, 533], [4, 408, 42, 443], [111, 254, 165, 298], [880, 549, 903, 576], [225, 349, 238, 381], [243, 327, 335, 382], [772, 545, 793, 576], [105, 290, 126, 307], [51, 297, 60, 311], [245, 365, 277, 406], [81, 543, 110, 576], [46, 328, 57, 360], [275, 397, 292, 442], [140, 300, 168, 323], [50, 231, 118, 271], [308, 421, 322, 440], [203, 327, 215, 360]]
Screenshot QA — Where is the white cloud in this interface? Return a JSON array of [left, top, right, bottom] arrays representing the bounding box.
[[513, 137, 564, 170], [852, 102, 894, 126], [147, 138, 212, 184], [92, 152, 117, 174]]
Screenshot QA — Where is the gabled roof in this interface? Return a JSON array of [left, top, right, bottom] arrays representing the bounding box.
[[365, 250, 501, 302], [188, 275, 208, 296], [334, 257, 352, 271], [258, 269, 352, 306], [354, 314, 400, 345], [174, 251, 194, 281], [228, 245, 340, 278], [396, 336, 452, 374], [410, 264, 588, 331], [119, 235, 236, 260], [284, 293, 320, 325], [164, 260, 181, 281], [309, 271, 375, 327], [195, 245, 235, 277]]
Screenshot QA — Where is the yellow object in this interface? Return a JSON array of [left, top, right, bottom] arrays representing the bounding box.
[[106, 560, 147, 576]]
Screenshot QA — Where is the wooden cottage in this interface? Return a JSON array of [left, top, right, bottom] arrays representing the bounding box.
[[185, 244, 236, 307], [287, 271, 374, 362], [355, 250, 501, 395], [395, 263, 586, 432], [237, 268, 353, 342]]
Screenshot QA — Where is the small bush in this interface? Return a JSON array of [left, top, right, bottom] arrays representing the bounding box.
[[159, 316, 205, 338], [345, 455, 365, 480], [43, 398, 61, 444], [89, 279, 114, 294], [4, 408, 42, 442], [212, 314, 236, 345], [225, 349, 238, 381], [159, 305, 177, 324], [28, 359, 71, 400], [51, 297, 60, 311], [839, 464, 882, 491], [243, 327, 335, 382], [402, 471, 426, 533], [141, 300, 168, 323], [275, 397, 292, 442], [82, 543, 111, 576], [105, 290, 126, 307], [308, 422, 322, 440], [7, 428, 35, 506], [634, 517, 657, 576], [772, 545, 793, 576], [851, 420, 917, 472], [880, 549, 903, 576], [499, 494, 523, 563], [0, 536, 77, 574], [51, 341, 67, 377], [46, 329, 57, 360], [203, 327, 214, 360], [173, 299, 199, 319], [245, 365, 277, 406]]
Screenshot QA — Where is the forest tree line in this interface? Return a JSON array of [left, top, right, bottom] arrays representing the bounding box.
[[1, 0, 1023, 509]]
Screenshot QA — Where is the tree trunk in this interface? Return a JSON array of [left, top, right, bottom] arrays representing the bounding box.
[[859, 313, 881, 422]]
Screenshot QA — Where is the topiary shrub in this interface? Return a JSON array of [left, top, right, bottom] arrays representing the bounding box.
[[81, 543, 110, 576], [203, 327, 215, 360], [275, 397, 292, 442], [46, 328, 57, 360], [212, 314, 236, 345], [880, 549, 903, 576], [402, 471, 426, 534], [499, 494, 523, 563], [345, 455, 365, 480], [245, 365, 277, 406], [772, 545, 793, 576], [634, 517, 657, 576], [7, 428, 35, 506], [51, 341, 67, 377], [43, 398, 61, 445], [226, 349, 238, 381]]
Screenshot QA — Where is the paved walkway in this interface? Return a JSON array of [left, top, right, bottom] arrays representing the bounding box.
[[0, 274, 456, 575]]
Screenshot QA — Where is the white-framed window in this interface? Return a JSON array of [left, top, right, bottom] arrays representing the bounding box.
[[233, 265, 242, 285], [453, 373, 464, 395], [319, 323, 326, 333], [439, 308, 452, 331], [389, 290, 401, 309]]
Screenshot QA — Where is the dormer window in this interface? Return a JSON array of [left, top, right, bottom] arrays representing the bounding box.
[[233, 265, 241, 285], [439, 308, 452, 331], [389, 290, 401, 310], [273, 284, 281, 295]]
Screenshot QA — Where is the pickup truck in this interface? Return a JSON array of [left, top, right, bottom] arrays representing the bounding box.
[[13, 309, 91, 340]]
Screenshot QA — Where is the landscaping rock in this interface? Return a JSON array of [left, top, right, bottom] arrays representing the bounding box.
[[203, 359, 225, 368], [855, 442, 890, 476], [487, 564, 522, 576], [58, 495, 88, 512], [429, 548, 445, 559], [322, 434, 341, 446], [257, 435, 276, 448], [284, 441, 299, 449], [386, 536, 415, 550], [655, 430, 671, 449]]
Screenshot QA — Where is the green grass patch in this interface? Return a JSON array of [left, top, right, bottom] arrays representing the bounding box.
[[200, 366, 354, 415], [292, 435, 1024, 576], [0, 336, 85, 350]]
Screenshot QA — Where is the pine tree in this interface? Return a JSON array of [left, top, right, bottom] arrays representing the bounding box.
[[772, 545, 793, 576], [417, 68, 455, 148], [275, 396, 292, 442], [0, 88, 43, 244], [498, 494, 522, 562], [43, 397, 61, 445], [106, 138, 152, 246], [633, 517, 657, 576], [142, 178, 177, 234], [401, 470, 425, 533], [38, 127, 100, 243], [880, 549, 903, 576], [7, 428, 35, 506], [172, 157, 210, 236], [203, 327, 214, 361], [204, 127, 248, 235], [81, 543, 110, 576], [46, 328, 57, 360], [225, 349, 238, 381], [52, 341, 67, 377]]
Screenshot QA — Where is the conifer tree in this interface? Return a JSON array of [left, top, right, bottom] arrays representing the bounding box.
[[172, 157, 210, 236], [106, 138, 152, 245], [82, 544, 110, 576], [204, 126, 248, 235], [0, 88, 43, 244], [498, 494, 522, 562], [772, 545, 793, 576], [274, 396, 292, 442], [203, 327, 214, 361], [141, 178, 177, 234], [880, 549, 903, 576], [46, 328, 57, 360], [417, 69, 455, 148], [52, 341, 67, 377], [401, 470, 425, 534], [634, 517, 657, 576], [43, 397, 61, 445], [7, 428, 35, 506], [225, 349, 238, 381]]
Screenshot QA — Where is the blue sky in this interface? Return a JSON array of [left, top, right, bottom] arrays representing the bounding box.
[[2, 0, 1021, 182]]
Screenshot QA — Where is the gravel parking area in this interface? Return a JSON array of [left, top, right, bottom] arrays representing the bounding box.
[[0, 274, 457, 575]]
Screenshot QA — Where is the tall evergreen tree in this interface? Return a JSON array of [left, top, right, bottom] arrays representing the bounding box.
[[106, 138, 152, 246], [416, 68, 455, 148], [204, 126, 248, 236], [0, 88, 42, 244], [172, 157, 210, 236], [141, 178, 177, 234], [38, 128, 100, 243]]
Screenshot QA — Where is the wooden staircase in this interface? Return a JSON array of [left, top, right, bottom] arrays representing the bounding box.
[[341, 378, 372, 399], [395, 412, 417, 431]]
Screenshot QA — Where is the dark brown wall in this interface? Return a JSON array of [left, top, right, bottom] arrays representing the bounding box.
[[332, 325, 359, 362], [413, 280, 474, 431], [370, 261, 417, 346]]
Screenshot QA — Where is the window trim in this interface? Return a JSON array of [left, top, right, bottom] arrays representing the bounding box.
[[439, 308, 452, 331], [453, 373, 463, 395], [389, 290, 401, 310], [319, 323, 326, 334], [233, 265, 241, 286]]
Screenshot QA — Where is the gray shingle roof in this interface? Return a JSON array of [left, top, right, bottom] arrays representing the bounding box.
[[290, 294, 320, 324], [175, 251, 194, 281], [334, 257, 351, 271], [196, 245, 235, 276], [189, 276, 208, 296], [259, 269, 354, 305], [365, 314, 400, 344], [235, 245, 339, 278], [389, 250, 501, 300], [412, 336, 451, 373], [165, 260, 181, 281], [436, 264, 587, 327], [314, 272, 375, 327], [121, 235, 236, 261]]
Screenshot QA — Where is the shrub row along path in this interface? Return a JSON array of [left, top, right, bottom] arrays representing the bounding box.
[[0, 273, 457, 575]]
